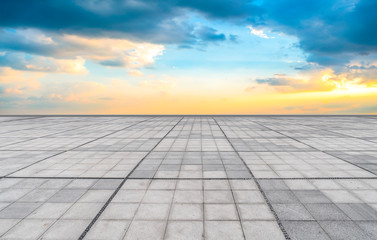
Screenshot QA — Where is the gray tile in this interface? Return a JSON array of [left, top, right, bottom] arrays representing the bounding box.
[[66, 179, 97, 189], [204, 191, 233, 203], [226, 171, 251, 178], [165, 221, 203, 240], [2, 117, 377, 240], [305, 204, 350, 220], [176, 180, 202, 190], [233, 190, 264, 203], [173, 190, 203, 203], [159, 165, 181, 171], [0, 202, 41, 218], [170, 204, 202, 220], [0, 219, 19, 236], [48, 189, 86, 203], [336, 203, 377, 220], [205, 221, 244, 240], [41, 219, 90, 239], [0, 188, 32, 202], [203, 165, 224, 171], [356, 221, 377, 239], [85, 220, 129, 240], [101, 203, 138, 220], [62, 203, 103, 220], [282, 221, 330, 240], [265, 190, 299, 203], [273, 204, 314, 220], [135, 203, 170, 220], [242, 221, 285, 240], [205, 204, 238, 220], [204, 180, 230, 190], [113, 190, 145, 203], [91, 179, 122, 190], [19, 189, 59, 202], [142, 190, 174, 203], [129, 170, 155, 178], [78, 190, 113, 203], [2, 219, 54, 239], [258, 180, 288, 190], [293, 190, 331, 203], [238, 204, 274, 220], [27, 203, 72, 219], [149, 180, 176, 190], [124, 220, 166, 240], [319, 221, 374, 240]]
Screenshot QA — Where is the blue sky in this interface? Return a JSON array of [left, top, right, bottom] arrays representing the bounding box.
[[0, 0, 377, 114]]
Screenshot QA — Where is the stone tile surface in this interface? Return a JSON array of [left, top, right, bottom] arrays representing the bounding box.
[[0, 116, 376, 239]]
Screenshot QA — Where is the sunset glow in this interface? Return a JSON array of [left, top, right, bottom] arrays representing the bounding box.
[[1, 0, 377, 114]]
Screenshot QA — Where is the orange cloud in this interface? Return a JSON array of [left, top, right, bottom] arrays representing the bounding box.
[[0, 67, 43, 95], [250, 68, 377, 94]]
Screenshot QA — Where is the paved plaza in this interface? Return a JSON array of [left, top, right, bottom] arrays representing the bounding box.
[[0, 116, 376, 239]]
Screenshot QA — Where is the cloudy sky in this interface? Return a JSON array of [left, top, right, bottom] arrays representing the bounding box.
[[0, 0, 377, 114]]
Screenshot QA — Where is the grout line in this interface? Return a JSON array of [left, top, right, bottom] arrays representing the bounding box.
[[1, 116, 377, 239], [255, 176, 377, 180], [0, 175, 87, 239], [223, 167, 247, 239], [1, 115, 376, 117], [3, 149, 377, 152], [4, 118, 154, 178], [0, 116, 43, 123], [3, 151, 68, 178], [67, 117, 155, 151], [307, 123, 377, 145], [78, 116, 184, 240], [0, 117, 124, 148], [274, 132, 377, 178], [162, 173, 178, 239], [324, 151, 377, 177], [0, 118, 99, 136], [118, 175, 153, 240], [3, 176, 377, 180], [212, 117, 291, 240], [128, 177, 377, 180], [201, 169, 206, 239], [246, 119, 377, 177]]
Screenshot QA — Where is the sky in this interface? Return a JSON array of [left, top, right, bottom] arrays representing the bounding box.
[[0, 0, 377, 114]]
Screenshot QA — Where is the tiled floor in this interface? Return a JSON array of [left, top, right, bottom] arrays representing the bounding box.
[[0, 116, 376, 239]]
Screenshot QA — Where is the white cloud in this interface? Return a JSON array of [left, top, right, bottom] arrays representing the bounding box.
[[59, 34, 165, 69], [0, 28, 165, 74], [247, 26, 273, 39], [0, 52, 87, 74]]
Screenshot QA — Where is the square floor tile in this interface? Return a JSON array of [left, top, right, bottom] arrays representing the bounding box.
[[238, 204, 274, 220], [243, 221, 285, 240], [41, 219, 90, 239], [134, 203, 170, 220], [2, 219, 54, 239], [205, 221, 244, 240], [273, 204, 314, 221], [85, 220, 129, 240], [170, 203, 203, 220], [305, 203, 350, 221], [282, 221, 330, 240], [205, 204, 238, 220], [319, 220, 374, 240], [124, 220, 166, 240], [101, 203, 138, 220]]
